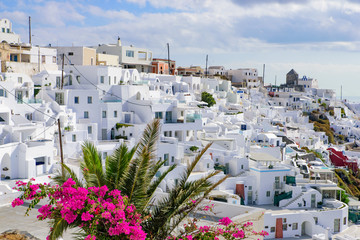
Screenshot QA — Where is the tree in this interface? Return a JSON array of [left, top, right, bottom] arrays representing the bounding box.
[[54, 119, 227, 239], [201, 92, 216, 107]]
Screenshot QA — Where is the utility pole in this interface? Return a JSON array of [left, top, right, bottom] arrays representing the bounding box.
[[38, 46, 40, 72], [205, 54, 208, 78], [61, 53, 64, 89], [28, 16, 31, 45], [262, 64, 265, 86], [341, 85, 343, 101], [57, 118, 64, 178], [167, 43, 171, 75]]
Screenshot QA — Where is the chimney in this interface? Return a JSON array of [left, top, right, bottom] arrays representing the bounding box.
[[117, 36, 121, 46]]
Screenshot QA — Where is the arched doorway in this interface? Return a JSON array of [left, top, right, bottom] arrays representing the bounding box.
[[1, 153, 11, 179], [301, 221, 312, 236], [136, 92, 141, 100]]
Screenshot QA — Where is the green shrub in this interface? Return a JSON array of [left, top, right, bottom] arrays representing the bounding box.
[[201, 92, 216, 107]]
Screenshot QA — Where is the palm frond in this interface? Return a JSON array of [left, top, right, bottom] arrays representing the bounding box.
[[81, 142, 105, 187], [51, 163, 83, 187], [137, 119, 160, 160], [105, 143, 137, 190], [49, 217, 69, 240]]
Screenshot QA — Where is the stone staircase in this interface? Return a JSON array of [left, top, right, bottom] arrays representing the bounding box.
[[282, 192, 304, 208]]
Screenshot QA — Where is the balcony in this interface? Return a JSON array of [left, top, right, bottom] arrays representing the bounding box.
[[23, 99, 42, 104], [101, 99, 122, 103], [273, 182, 284, 190], [186, 113, 201, 123]]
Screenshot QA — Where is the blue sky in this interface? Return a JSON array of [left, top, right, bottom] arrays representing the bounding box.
[[2, 0, 360, 97]]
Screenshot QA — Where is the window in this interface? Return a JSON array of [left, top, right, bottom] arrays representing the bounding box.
[[56, 76, 61, 88], [171, 156, 174, 163], [270, 227, 275, 233], [69, 75, 73, 85], [344, 217, 347, 225], [84, 111, 89, 119], [100, 76, 104, 83], [68, 52, 74, 56], [126, 50, 134, 57], [283, 224, 287, 231], [292, 223, 298, 230], [53, 56, 57, 63], [87, 96, 92, 104], [114, 111, 117, 117], [42, 55, 45, 63], [266, 191, 270, 197], [207, 163, 210, 168], [0, 89, 4, 96], [1, 28, 4, 33], [74, 96, 79, 104], [283, 218, 287, 223], [314, 217, 318, 224], [55, 92, 64, 105], [88, 126, 92, 134], [114, 76, 116, 84], [6, 28, 9, 33], [102, 111, 107, 118], [155, 112, 163, 119], [138, 52, 146, 60], [72, 134, 76, 142], [18, 77, 22, 83]]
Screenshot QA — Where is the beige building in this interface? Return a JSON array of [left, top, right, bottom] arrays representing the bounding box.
[[96, 53, 119, 67], [0, 42, 58, 75], [54, 46, 96, 66]]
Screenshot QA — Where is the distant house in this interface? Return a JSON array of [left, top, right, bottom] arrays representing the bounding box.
[[0, 18, 21, 44], [151, 58, 176, 75], [54, 46, 96, 66], [96, 38, 153, 73]]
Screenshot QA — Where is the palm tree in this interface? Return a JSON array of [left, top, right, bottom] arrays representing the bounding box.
[[52, 119, 228, 239]]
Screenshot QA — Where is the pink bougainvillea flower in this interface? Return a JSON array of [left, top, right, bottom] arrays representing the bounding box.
[[219, 217, 232, 226]]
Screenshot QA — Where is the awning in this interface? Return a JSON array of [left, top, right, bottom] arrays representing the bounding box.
[[318, 186, 344, 191], [310, 168, 334, 173], [250, 152, 280, 162]]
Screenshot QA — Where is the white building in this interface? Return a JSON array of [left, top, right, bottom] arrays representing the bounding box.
[[97, 38, 153, 73], [0, 19, 20, 44]]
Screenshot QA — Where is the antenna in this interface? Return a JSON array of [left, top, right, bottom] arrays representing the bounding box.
[[205, 55, 208, 78], [167, 43, 171, 75], [28, 16, 31, 45], [275, 75, 277, 87]]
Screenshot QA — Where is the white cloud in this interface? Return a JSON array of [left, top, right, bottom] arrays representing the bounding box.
[[0, 11, 28, 25], [87, 5, 135, 20], [32, 1, 85, 27]]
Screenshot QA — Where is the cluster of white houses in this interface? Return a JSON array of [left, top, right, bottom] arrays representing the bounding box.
[[2, 18, 360, 239]]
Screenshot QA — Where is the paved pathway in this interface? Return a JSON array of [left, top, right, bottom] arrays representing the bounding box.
[[0, 205, 75, 239]]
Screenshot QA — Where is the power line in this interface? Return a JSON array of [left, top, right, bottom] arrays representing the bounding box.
[[0, 83, 57, 120], [25, 122, 57, 142], [63, 54, 152, 107]]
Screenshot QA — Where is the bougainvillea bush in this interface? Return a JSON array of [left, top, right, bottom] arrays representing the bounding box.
[[168, 217, 268, 240], [167, 200, 269, 240], [12, 178, 146, 240], [12, 178, 268, 240]]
